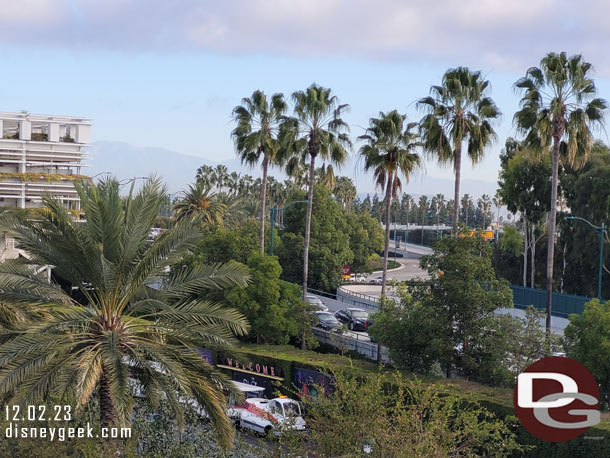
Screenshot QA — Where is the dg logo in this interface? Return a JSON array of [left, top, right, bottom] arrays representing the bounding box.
[[514, 356, 600, 442]]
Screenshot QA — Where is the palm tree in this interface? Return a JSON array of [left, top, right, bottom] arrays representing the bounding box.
[[232, 90, 287, 254], [479, 194, 492, 228], [0, 178, 250, 450], [359, 110, 421, 296], [419, 195, 428, 244], [418, 67, 501, 232], [333, 176, 357, 211], [195, 164, 215, 188], [173, 181, 226, 226], [514, 52, 607, 331], [492, 191, 503, 225], [280, 84, 351, 301], [315, 164, 336, 190], [461, 194, 472, 227], [431, 193, 445, 227], [213, 165, 229, 192]]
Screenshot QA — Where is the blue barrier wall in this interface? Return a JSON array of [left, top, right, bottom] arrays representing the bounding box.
[[510, 285, 594, 318]]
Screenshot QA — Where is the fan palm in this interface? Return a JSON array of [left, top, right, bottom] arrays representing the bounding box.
[[0, 177, 251, 450], [173, 181, 226, 226], [333, 176, 357, 211], [315, 164, 336, 190], [514, 52, 607, 331], [280, 84, 351, 301], [479, 194, 492, 228], [359, 110, 421, 296], [232, 90, 287, 254], [418, 67, 501, 232], [461, 194, 473, 227], [419, 195, 429, 244]]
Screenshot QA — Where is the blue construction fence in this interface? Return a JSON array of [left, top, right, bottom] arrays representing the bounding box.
[[510, 285, 596, 319]]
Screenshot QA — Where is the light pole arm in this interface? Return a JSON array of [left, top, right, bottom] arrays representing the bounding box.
[[566, 216, 603, 232]]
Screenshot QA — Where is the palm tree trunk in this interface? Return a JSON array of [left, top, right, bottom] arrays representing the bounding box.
[[301, 152, 317, 350], [302, 153, 316, 302], [452, 146, 462, 233], [259, 156, 269, 255], [523, 214, 528, 287], [545, 137, 561, 333], [381, 173, 393, 297], [99, 370, 116, 427]]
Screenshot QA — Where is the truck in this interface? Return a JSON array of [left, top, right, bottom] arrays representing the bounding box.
[[228, 381, 306, 436]]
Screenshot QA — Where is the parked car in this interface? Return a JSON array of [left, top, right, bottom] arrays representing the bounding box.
[[370, 276, 382, 285], [305, 294, 329, 312], [335, 307, 372, 331], [355, 273, 367, 283], [315, 311, 342, 331]]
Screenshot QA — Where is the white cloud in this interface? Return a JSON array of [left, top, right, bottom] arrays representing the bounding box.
[[0, 0, 608, 74]]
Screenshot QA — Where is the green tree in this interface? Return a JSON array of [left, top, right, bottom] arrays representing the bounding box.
[[419, 195, 428, 243], [279, 84, 351, 302], [514, 51, 608, 332], [0, 178, 250, 450], [282, 372, 521, 457], [344, 212, 384, 272], [369, 291, 443, 373], [564, 299, 610, 407], [232, 90, 287, 254], [333, 176, 357, 211], [224, 253, 306, 345], [359, 110, 421, 295], [419, 236, 513, 379], [173, 181, 226, 225], [418, 67, 501, 232], [560, 142, 610, 298], [277, 185, 352, 293]]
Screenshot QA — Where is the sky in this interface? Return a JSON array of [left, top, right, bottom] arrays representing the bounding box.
[[2, 0, 610, 193]]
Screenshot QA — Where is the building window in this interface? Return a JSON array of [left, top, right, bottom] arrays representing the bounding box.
[[2, 121, 19, 140], [31, 122, 49, 141], [59, 124, 76, 143]]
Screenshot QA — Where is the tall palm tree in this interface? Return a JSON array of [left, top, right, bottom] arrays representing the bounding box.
[[333, 176, 357, 211], [431, 193, 445, 227], [280, 84, 351, 301], [213, 165, 229, 192], [359, 110, 421, 296], [232, 90, 287, 254], [514, 52, 607, 331], [195, 164, 214, 188], [315, 163, 336, 190], [173, 181, 226, 226], [479, 194, 492, 228], [418, 67, 501, 232], [419, 195, 429, 244], [492, 191, 503, 225], [0, 178, 250, 450], [461, 194, 472, 227]]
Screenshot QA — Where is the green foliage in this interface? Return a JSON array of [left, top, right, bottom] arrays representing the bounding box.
[[499, 225, 523, 257], [369, 291, 443, 374], [564, 299, 610, 407], [182, 220, 277, 266], [133, 399, 260, 457], [224, 253, 309, 345], [560, 142, 610, 297], [0, 177, 251, 450], [278, 185, 353, 292], [419, 236, 513, 380], [281, 372, 522, 457], [344, 211, 384, 272]]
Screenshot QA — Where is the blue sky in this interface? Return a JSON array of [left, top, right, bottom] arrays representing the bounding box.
[[2, 0, 609, 191]]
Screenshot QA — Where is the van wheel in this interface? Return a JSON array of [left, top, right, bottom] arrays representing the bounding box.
[[264, 425, 273, 438]]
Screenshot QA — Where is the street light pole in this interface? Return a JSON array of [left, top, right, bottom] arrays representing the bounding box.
[[566, 216, 606, 300]]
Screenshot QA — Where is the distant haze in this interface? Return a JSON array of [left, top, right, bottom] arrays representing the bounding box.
[[89, 140, 498, 199]]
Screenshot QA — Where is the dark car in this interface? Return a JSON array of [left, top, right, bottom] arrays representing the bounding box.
[[334, 308, 372, 331], [315, 311, 342, 331]]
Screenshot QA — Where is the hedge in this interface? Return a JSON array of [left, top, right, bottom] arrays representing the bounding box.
[[220, 344, 610, 458]]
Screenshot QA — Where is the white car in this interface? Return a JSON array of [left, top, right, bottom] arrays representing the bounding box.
[[305, 294, 329, 312], [370, 276, 383, 285], [228, 392, 306, 436]]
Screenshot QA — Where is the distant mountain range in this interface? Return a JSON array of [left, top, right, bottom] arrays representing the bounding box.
[[88, 140, 499, 199]]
